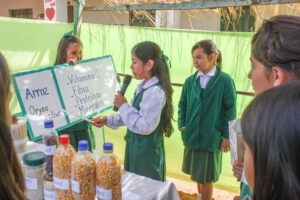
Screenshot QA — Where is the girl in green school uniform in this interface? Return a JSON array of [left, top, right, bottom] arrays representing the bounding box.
[[92, 41, 174, 181], [54, 34, 95, 151], [178, 40, 237, 200]]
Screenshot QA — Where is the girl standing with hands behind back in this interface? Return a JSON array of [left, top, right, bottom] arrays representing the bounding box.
[[178, 40, 236, 200], [54, 34, 95, 151], [92, 41, 174, 181]]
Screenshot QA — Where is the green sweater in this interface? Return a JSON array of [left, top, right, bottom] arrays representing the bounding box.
[[178, 67, 236, 151]]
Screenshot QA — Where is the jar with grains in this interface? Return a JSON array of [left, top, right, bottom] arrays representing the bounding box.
[[53, 135, 75, 200], [71, 140, 96, 200], [44, 174, 56, 200], [96, 143, 122, 200], [23, 151, 45, 200], [42, 119, 58, 177]]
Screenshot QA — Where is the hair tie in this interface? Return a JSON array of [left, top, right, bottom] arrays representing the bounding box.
[[161, 51, 172, 68], [63, 31, 73, 37]]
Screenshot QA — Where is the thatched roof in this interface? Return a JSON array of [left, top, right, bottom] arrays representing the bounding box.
[[97, 0, 300, 30]]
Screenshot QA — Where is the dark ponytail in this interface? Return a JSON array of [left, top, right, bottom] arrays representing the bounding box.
[[192, 40, 222, 70], [132, 41, 174, 137]]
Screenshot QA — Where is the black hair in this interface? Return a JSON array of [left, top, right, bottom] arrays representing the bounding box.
[[131, 41, 174, 137], [191, 40, 222, 69], [252, 15, 300, 79], [241, 81, 300, 200], [54, 35, 82, 65]]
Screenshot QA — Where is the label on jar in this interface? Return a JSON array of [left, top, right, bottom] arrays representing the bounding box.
[[44, 145, 56, 155], [71, 179, 80, 193], [25, 176, 38, 190], [96, 186, 112, 200], [44, 189, 56, 200], [53, 177, 69, 190]]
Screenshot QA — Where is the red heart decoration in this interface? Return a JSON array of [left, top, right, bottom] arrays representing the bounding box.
[[46, 7, 55, 21]]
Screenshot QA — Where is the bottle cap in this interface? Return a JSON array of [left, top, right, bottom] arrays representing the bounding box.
[[59, 135, 69, 144], [78, 140, 89, 151], [23, 151, 45, 166], [44, 120, 54, 128], [103, 143, 113, 152]]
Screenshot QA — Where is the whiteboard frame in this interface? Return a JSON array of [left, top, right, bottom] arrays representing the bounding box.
[[12, 55, 120, 141]]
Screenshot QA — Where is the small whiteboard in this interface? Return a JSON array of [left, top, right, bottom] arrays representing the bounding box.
[[12, 55, 119, 141]]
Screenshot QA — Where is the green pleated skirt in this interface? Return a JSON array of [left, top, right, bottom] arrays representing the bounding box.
[[124, 142, 166, 182], [182, 148, 222, 184]]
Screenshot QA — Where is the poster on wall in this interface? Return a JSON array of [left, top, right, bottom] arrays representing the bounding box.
[[12, 55, 120, 141], [44, 0, 56, 21]]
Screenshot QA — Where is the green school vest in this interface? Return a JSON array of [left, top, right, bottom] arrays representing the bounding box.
[[124, 83, 166, 181]]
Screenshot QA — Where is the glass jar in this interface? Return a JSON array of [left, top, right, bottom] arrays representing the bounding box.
[[11, 117, 28, 155], [71, 140, 96, 200], [44, 174, 56, 200], [42, 119, 58, 177], [23, 151, 45, 200], [53, 135, 75, 200], [96, 143, 122, 200]]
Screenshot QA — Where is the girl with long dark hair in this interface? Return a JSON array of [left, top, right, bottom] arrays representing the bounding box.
[[92, 41, 174, 181]]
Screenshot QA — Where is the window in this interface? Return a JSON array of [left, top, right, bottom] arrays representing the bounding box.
[[129, 10, 156, 27], [220, 6, 255, 32], [9, 8, 33, 19]]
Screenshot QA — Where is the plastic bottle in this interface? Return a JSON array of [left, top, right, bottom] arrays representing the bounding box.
[[43, 174, 56, 200], [23, 151, 45, 200], [53, 135, 75, 200], [71, 140, 96, 200], [96, 143, 122, 200], [42, 119, 58, 177]]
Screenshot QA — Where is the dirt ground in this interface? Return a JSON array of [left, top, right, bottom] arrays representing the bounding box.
[[167, 177, 239, 200]]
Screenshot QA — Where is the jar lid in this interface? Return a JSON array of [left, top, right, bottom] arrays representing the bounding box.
[[44, 120, 54, 128], [78, 140, 89, 151], [59, 135, 69, 144], [103, 143, 113, 151], [23, 151, 45, 166]]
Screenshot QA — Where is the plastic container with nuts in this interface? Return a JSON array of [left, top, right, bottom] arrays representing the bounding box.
[[96, 143, 122, 200], [53, 135, 75, 200], [42, 119, 58, 177], [23, 151, 45, 200], [71, 140, 96, 200]]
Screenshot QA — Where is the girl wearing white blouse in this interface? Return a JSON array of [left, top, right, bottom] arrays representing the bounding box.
[[92, 41, 174, 181]]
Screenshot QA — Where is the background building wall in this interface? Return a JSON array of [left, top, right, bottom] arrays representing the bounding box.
[[0, 0, 44, 19]]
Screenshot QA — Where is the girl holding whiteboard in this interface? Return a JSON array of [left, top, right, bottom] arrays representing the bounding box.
[[54, 34, 95, 151]]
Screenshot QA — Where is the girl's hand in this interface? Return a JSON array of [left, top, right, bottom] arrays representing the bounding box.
[[221, 138, 230, 152], [117, 75, 121, 83], [179, 127, 185, 132], [232, 160, 244, 181], [113, 91, 127, 109], [91, 116, 107, 127], [66, 58, 77, 66]]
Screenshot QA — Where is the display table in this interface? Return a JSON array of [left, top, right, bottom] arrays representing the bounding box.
[[122, 172, 180, 200], [21, 141, 180, 200]]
